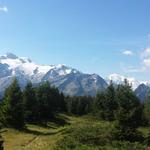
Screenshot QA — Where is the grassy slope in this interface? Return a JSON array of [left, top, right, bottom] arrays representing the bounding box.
[[1, 114, 87, 150], [1, 114, 150, 150]]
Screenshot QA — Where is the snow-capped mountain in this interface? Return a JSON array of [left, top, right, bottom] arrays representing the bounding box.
[[0, 53, 150, 100], [107, 73, 149, 90], [0, 53, 76, 79], [0, 53, 108, 96], [107, 73, 150, 101]]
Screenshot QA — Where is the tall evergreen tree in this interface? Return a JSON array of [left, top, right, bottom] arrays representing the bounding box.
[[23, 82, 38, 123], [35, 82, 54, 124], [1, 78, 25, 129], [95, 82, 117, 121], [114, 80, 144, 141], [104, 82, 118, 120], [59, 93, 66, 112]]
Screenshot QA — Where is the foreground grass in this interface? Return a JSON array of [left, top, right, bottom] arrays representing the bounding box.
[[1, 114, 150, 150], [1, 114, 71, 150]]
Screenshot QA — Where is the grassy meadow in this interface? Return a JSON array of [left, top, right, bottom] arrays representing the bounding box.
[[1, 114, 150, 150]]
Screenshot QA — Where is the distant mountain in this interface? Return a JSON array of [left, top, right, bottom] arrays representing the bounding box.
[[107, 73, 142, 90], [0, 53, 108, 97], [107, 73, 150, 101], [0, 53, 150, 100], [135, 84, 150, 101], [108, 73, 150, 89]]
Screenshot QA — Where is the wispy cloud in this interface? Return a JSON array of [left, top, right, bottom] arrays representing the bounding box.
[[141, 48, 150, 68], [143, 58, 150, 68], [141, 47, 150, 58], [122, 50, 133, 56], [0, 6, 8, 12], [121, 47, 150, 73]]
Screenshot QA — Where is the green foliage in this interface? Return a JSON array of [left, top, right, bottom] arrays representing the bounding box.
[[115, 82, 143, 127], [113, 126, 144, 142], [94, 82, 117, 121], [0, 78, 149, 150], [35, 82, 53, 123], [0, 79, 66, 129], [23, 81, 66, 124], [35, 81, 65, 123], [0, 78, 25, 129], [23, 82, 38, 123], [55, 136, 99, 150], [55, 123, 148, 150], [113, 81, 144, 142], [144, 95, 150, 123], [65, 96, 93, 115], [55, 124, 112, 150]]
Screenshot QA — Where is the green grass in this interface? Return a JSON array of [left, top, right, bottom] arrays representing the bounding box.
[[1, 114, 150, 150], [0, 114, 89, 150]]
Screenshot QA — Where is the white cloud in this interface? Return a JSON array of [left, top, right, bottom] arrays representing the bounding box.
[[143, 58, 150, 68], [141, 47, 150, 58], [0, 6, 8, 12], [122, 50, 133, 56]]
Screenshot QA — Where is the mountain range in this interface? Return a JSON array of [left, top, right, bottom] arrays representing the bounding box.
[[0, 53, 150, 101]]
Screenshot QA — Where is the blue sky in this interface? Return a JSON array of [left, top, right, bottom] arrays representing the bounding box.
[[0, 0, 150, 81]]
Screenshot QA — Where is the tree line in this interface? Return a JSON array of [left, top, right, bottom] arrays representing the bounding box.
[[0, 78, 66, 130], [0, 78, 150, 149], [65, 80, 150, 142]]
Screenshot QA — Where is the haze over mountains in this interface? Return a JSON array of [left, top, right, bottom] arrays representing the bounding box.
[[0, 53, 150, 100]]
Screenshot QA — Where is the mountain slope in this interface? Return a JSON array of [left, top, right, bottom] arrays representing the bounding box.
[[0, 53, 108, 96], [135, 84, 150, 101]]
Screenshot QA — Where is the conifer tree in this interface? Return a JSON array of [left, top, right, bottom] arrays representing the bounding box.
[[104, 81, 117, 120], [23, 82, 38, 123], [2, 78, 25, 129], [95, 82, 117, 120], [36, 82, 53, 124], [114, 80, 144, 141], [59, 93, 66, 112]]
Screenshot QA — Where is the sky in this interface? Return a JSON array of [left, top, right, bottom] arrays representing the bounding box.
[[0, 0, 150, 81]]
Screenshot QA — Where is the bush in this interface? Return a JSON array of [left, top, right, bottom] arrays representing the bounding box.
[[54, 136, 99, 150], [112, 126, 144, 142], [55, 123, 149, 150], [101, 141, 148, 150]]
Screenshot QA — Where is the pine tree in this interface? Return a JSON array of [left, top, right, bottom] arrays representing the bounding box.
[[36, 82, 54, 124], [114, 80, 144, 142], [23, 82, 38, 123], [59, 93, 66, 112], [95, 82, 117, 121], [104, 82, 118, 120], [2, 78, 25, 130]]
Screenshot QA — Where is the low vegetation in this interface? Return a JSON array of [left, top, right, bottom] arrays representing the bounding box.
[[0, 78, 150, 149], [1, 114, 150, 150]]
